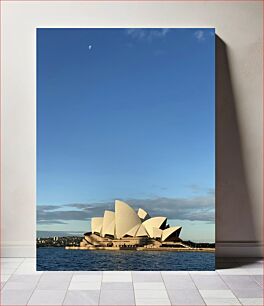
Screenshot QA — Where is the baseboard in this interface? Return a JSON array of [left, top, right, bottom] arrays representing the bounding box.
[[1, 241, 36, 257], [216, 241, 263, 257], [1, 241, 263, 258]]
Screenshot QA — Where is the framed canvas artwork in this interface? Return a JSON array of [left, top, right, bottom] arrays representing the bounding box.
[[37, 28, 215, 271]]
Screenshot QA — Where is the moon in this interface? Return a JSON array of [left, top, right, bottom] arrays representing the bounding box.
[[88, 45, 92, 50]]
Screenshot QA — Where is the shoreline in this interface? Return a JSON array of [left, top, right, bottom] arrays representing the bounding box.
[[65, 246, 215, 253]]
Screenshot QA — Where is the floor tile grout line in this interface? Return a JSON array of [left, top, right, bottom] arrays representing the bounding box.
[[249, 274, 264, 289], [98, 271, 104, 306], [0, 258, 26, 288], [160, 271, 173, 306], [0, 274, 11, 291], [217, 272, 248, 305], [0, 259, 26, 303], [25, 266, 47, 305], [1, 258, 263, 306], [61, 271, 74, 306], [2, 257, 25, 276], [131, 271, 137, 306], [1, 281, 6, 291], [188, 271, 209, 305]]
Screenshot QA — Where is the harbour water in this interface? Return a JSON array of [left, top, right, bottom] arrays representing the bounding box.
[[37, 247, 215, 271]]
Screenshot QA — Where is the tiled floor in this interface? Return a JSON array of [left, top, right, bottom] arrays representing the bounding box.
[[0, 258, 263, 305]]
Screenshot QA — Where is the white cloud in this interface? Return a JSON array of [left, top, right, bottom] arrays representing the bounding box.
[[194, 30, 205, 41], [37, 190, 215, 225]]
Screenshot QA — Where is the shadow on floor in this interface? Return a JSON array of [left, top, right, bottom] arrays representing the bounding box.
[[216, 257, 262, 269]]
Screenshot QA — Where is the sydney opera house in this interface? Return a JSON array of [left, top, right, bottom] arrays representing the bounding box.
[[79, 200, 185, 250]]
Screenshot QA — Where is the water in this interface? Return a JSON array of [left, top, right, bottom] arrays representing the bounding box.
[[37, 247, 215, 271]]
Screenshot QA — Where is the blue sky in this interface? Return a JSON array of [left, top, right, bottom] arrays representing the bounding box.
[[37, 28, 215, 242]]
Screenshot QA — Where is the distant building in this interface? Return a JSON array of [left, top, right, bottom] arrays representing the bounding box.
[[80, 200, 183, 249]]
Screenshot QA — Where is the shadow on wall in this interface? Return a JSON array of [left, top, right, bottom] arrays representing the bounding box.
[[215, 36, 259, 266]]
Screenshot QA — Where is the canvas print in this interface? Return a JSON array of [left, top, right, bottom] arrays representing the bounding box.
[[37, 28, 215, 271]]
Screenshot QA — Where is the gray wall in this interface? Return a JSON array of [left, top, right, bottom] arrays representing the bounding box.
[[1, 1, 262, 257]]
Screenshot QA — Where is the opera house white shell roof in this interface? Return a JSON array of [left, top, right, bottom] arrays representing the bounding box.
[[90, 200, 182, 242]]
